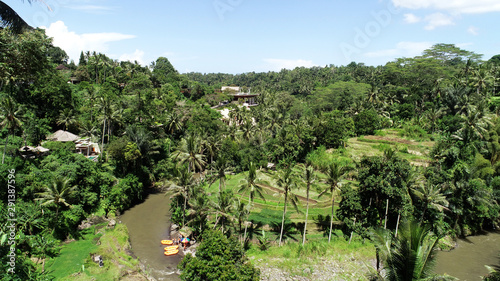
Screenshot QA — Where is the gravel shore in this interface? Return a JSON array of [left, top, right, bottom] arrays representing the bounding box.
[[252, 256, 377, 281]]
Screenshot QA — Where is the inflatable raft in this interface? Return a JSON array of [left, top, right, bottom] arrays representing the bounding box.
[[160, 240, 173, 245], [164, 249, 179, 256], [164, 245, 179, 251]]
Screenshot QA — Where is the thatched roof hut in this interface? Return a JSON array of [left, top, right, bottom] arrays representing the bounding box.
[[48, 130, 80, 142]]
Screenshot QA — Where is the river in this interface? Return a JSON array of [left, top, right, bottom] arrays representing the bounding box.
[[435, 231, 500, 281], [120, 192, 182, 281]]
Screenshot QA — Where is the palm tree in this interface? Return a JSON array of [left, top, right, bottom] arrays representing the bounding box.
[[367, 84, 382, 108], [301, 164, 316, 245], [108, 107, 124, 139], [234, 199, 251, 244], [425, 107, 444, 133], [202, 135, 220, 164], [210, 156, 232, 195], [212, 190, 235, 234], [238, 162, 266, 204], [275, 164, 300, 246], [472, 65, 495, 96], [97, 96, 114, 154], [56, 108, 76, 131], [186, 185, 211, 236], [165, 111, 182, 136], [79, 121, 97, 140], [319, 162, 352, 243], [168, 164, 196, 227], [411, 184, 449, 222], [240, 118, 254, 141], [453, 104, 492, 146], [0, 0, 51, 33], [369, 220, 449, 281], [265, 108, 282, 137], [0, 96, 22, 164], [172, 135, 206, 173], [126, 125, 157, 162], [35, 177, 77, 221]]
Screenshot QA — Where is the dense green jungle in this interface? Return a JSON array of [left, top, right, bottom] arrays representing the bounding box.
[[1, 23, 500, 281]]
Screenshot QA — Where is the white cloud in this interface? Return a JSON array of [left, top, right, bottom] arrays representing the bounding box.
[[364, 41, 433, 58], [404, 13, 421, 23], [263, 59, 317, 71], [43, 21, 135, 63], [467, 26, 479, 35], [66, 5, 113, 14], [424, 13, 455, 30], [119, 49, 146, 65], [392, 0, 500, 14]]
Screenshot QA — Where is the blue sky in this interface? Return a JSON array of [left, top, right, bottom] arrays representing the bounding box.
[[8, 0, 500, 74]]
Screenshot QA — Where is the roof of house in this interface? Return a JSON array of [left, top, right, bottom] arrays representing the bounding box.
[[35, 146, 50, 152], [221, 86, 241, 92], [48, 130, 81, 142], [19, 145, 50, 153]]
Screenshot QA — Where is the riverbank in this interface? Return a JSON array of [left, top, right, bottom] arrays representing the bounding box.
[[246, 237, 376, 281], [44, 222, 150, 280]]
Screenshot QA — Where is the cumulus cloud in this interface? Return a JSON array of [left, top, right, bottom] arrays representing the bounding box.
[[467, 26, 479, 35], [119, 49, 146, 65], [424, 13, 455, 30], [43, 21, 135, 63], [404, 13, 421, 23], [392, 0, 500, 14], [364, 41, 433, 58], [263, 59, 317, 71]]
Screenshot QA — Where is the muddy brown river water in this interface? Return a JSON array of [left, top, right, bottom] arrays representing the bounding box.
[[120, 192, 182, 281], [435, 231, 500, 281]]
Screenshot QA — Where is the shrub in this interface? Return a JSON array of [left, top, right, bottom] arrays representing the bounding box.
[[106, 174, 143, 213], [179, 230, 260, 281], [354, 109, 380, 136], [398, 124, 428, 140]]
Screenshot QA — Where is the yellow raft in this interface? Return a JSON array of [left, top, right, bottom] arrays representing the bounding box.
[[164, 249, 179, 256], [164, 245, 179, 251], [160, 240, 173, 245]]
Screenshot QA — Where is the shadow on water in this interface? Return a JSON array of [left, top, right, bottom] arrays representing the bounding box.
[[435, 231, 500, 281], [120, 191, 182, 281]]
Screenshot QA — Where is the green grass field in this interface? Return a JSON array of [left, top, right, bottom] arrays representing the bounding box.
[[44, 224, 143, 281], [346, 129, 434, 166], [203, 129, 434, 241]]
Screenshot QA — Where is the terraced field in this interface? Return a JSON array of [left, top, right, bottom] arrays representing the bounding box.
[[204, 129, 435, 234], [346, 129, 434, 166]]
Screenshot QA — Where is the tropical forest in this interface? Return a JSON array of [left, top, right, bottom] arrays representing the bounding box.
[[1, 4, 500, 281]]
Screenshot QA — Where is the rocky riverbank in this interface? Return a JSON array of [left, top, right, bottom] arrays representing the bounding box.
[[252, 255, 377, 281]]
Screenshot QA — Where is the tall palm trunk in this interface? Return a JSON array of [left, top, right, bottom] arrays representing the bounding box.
[[302, 184, 310, 246], [183, 194, 187, 227], [101, 119, 106, 152], [279, 191, 288, 246], [108, 119, 111, 144], [243, 222, 249, 246], [328, 192, 335, 243]]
